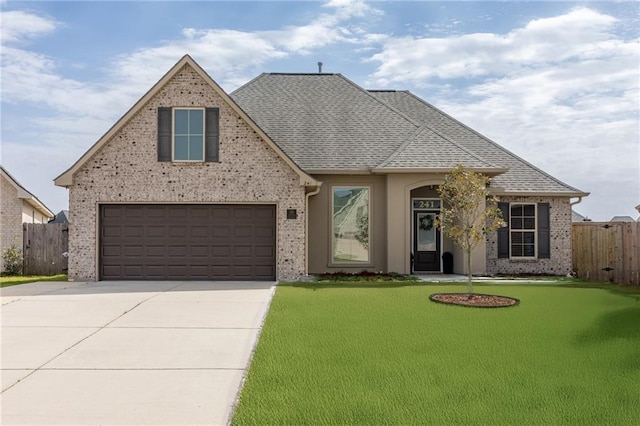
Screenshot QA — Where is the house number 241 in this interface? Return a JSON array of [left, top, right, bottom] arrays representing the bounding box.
[[413, 200, 441, 209]]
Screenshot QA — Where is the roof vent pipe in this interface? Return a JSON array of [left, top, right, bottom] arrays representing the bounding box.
[[317, 61, 323, 73]]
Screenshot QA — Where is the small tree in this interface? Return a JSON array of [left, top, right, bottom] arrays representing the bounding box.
[[435, 164, 505, 293]]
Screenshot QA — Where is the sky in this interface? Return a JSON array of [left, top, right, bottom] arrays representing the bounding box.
[[1, 0, 638, 221]]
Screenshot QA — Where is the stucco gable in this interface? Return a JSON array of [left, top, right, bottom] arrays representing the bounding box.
[[54, 55, 318, 188]]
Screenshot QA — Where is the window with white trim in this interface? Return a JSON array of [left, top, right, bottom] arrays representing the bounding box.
[[510, 203, 536, 258], [332, 187, 370, 263]]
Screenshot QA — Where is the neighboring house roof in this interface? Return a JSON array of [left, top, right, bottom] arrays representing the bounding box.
[[54, 55, 319, 188], [1, 165, 54, 218], [232, 75, 587, 197], [572, 210, 591, 222], [49, 210, 69, 223], [610, 216, 635, 222]]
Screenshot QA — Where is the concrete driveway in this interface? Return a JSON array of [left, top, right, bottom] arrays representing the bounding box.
[[1, 280, 275, 425]]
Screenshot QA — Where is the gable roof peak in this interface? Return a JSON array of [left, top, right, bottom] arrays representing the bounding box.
[[54, 55, 318, 188], [1, 165, 54, 217]]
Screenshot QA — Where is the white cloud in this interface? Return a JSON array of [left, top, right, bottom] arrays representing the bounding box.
[[115, 0, 381, 84], [1, 46, 135, 116], [1, 1, 379, 117], [368, 8, 629, 84], [0, 1, 378, 119], [113, 29, 288, 92], [0, 1, 380, 212], [0, 10, 58, 44], [1, 3, 637, 220], [366, 7, 639, 220], [324, 0, 378, 19]]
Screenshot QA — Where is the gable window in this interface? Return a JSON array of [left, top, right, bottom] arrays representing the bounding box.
[[332, 186, 370, 263], [497, 202, 550, 260], [173, 108, 204, 161], [157, 107, 219, 163]]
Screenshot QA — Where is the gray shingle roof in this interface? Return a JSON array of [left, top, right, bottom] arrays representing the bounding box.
[[49, 210, 69, 223], [231, 75, 587, 195], [376, 125, 498, 170], [232, 74, 417, 171], [369, 90, 586, 195]]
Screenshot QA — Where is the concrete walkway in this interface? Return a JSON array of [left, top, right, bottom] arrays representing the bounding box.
[[1, 280, 275, 425], [416, 274, 560, 283]]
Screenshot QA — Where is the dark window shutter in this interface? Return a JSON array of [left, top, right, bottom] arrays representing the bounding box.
[[497, 202, 510, 259], [205, 108, 219, 162], [157, 107, 172, 162], [538, 203, 550, 259]]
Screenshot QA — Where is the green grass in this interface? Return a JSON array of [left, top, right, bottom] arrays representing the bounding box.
[[0, 274, 68, 288], [232, 281, 640, 425]]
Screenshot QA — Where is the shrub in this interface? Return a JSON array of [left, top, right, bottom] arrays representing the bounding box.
[[2, 245, 23, 276], [317, 271, 416, 282]]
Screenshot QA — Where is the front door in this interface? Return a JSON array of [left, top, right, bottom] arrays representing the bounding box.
[[413, 211, 440, 272]]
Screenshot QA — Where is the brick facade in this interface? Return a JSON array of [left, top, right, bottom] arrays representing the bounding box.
[[0, 176, 23, 273], [68, 64, 307, 281], [486, 196, 573, 275]]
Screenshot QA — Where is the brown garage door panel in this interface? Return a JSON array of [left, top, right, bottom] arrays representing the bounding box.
[[100, 205, 276, 280]]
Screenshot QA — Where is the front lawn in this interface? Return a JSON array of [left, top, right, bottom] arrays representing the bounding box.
[[0, 274, 68, 288], [232, 282, 640, 425]]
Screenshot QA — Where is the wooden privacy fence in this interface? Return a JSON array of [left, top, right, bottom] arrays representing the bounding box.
[[572, 222, 640, 286], [23, 223, 69, 276]]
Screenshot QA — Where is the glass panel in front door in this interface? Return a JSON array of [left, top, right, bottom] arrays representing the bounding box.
[[417, 212, 436, 251]]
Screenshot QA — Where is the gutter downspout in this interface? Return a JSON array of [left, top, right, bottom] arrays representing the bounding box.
[[570, 196, 584, 207], [305, 183, 322, 276]]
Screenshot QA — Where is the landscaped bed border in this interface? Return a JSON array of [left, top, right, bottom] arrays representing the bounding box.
[[429, 292, 520, 308]]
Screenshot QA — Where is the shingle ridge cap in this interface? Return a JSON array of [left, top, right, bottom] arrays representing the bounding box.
[[415, 122, 500, 169], [266, 72, 341, 76], [375, 126, 428, 168], [325, 75, 423, 130], [369, 90, 498, 170], [230, 73, 269, 97], [376, 124, 498, 170], [368, 89, 410, 93], [226, 85, 289, 165], [402, 91, 587, 194]]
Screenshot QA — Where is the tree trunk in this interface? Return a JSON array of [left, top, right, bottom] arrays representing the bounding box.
[[466, 248, 473, 294]]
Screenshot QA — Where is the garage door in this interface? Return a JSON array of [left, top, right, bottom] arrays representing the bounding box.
[[100, 204, 276, 280]]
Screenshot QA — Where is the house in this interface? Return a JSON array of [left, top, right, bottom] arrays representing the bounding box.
[[49, 210, 70, 224], [54, 55, 588, 281], [572, 210, 591, 222], [1, 165, 54, 272], [609, 216, 635, 223]]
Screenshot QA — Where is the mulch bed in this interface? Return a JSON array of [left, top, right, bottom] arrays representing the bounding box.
[[429, 293, 519, 308]]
